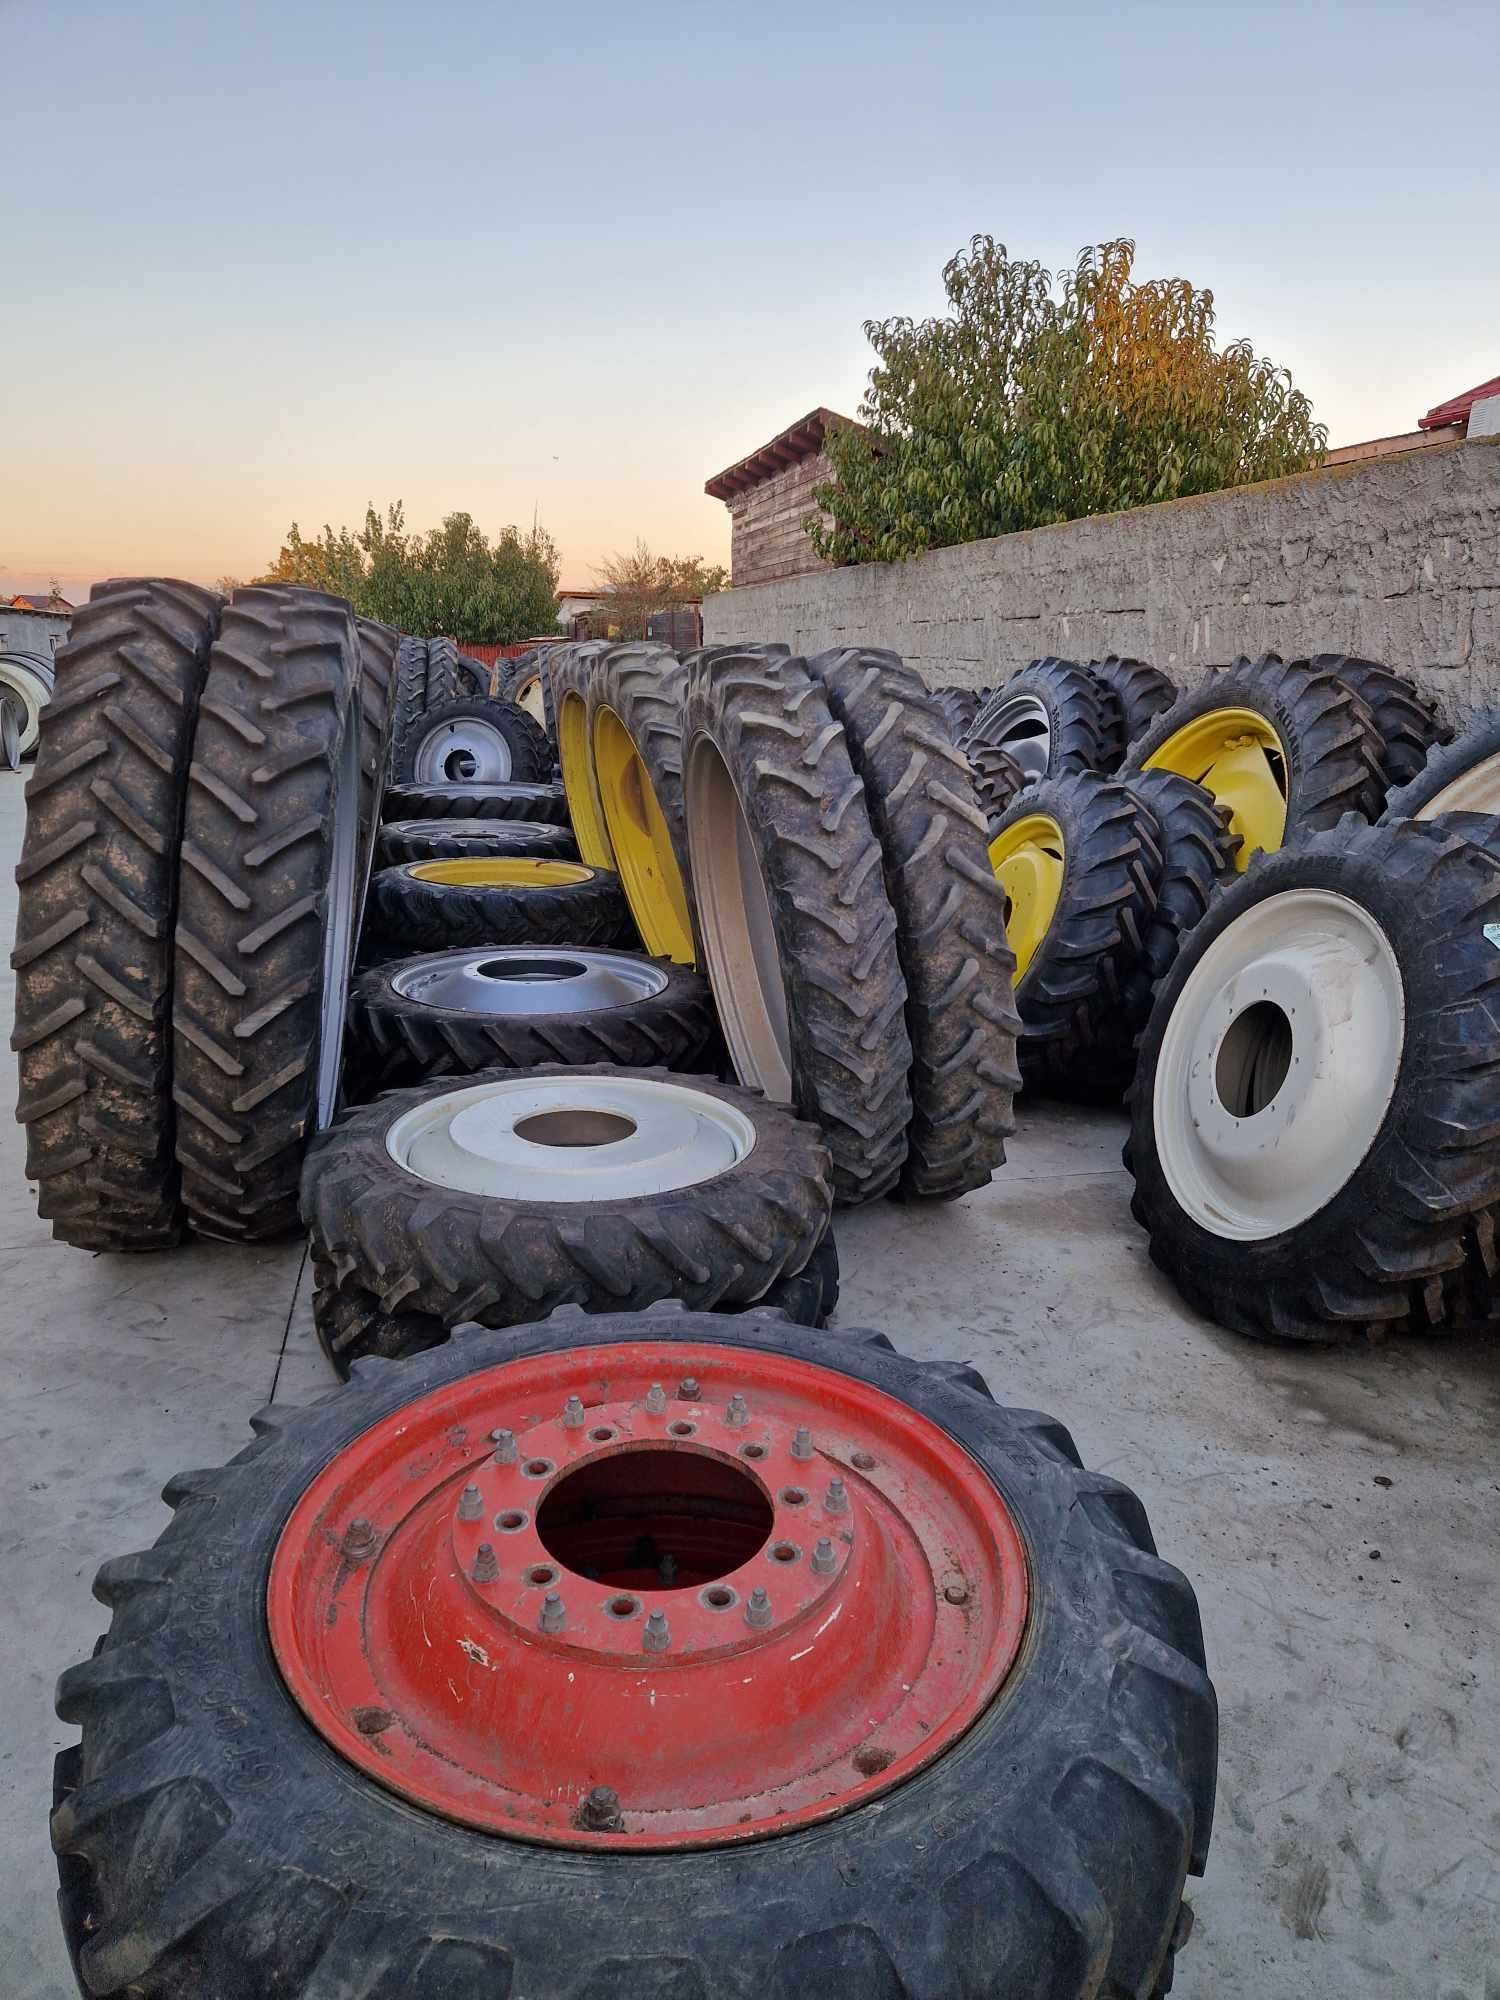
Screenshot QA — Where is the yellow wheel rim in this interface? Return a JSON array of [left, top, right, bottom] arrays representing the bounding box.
[[1143, 707, 1287, 867], [557, 688, 615, 868], [987, 813, 1065, 981], [407, 858, 593, 888], [592, 705, 695, 963]]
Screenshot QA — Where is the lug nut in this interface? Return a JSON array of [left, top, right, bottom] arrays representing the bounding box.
[[490, 1428, 519, 1465], [677, 1378, 700, 1402], [643, 1609, 671, 1652], [342, 1518, 378, 1561], [472, 1543, 499, 1584], [825, 1478, 849, 1515], [645, 1383, 668, 1415], [812, 1537, 837, 1575], [725, 1393, 749, 1429], [562, 1395, 585, 1430], [574, 1783, 625, 1833], [458, 1482, 483, 1522], [745, 1585, 773, 1628], [791, 1426, 814, 1461], [540, 1590, 566, 1633]]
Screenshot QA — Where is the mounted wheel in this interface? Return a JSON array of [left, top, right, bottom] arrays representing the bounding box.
[[987, 774, 1160, 1091], [1309, 654, 1450, 789], [376, 817, 578, 866], [381, 779, 569, 824], [302, 1066, 832, 1328], [0, 650, 51, 755], [1127, 817, 1500, 1342], [805, 647, 1020, 1199], [1086, 656, 1177, 768], [1123, 654, 1385, 867], [391, 696, 552, 787], [1380, 707, 1500, 820], [53, 1309, 1215, 2000], [363, 857, 634, 958], [346, 945, 718, 1092], [12, 577, 223, 1249], [683, 649, 913, 1204], [551, 640, 616, 865], [588, 644, 696, 963], [172, 586, 364, 1239], [967, 658, 1115, 781]]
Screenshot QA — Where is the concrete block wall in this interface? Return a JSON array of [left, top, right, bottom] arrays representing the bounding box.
[[703, 435, 1500, 726]]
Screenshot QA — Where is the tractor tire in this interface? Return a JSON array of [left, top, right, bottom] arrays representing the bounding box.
[[988, 773, 1161, 1092], [391, 696, 552, 788], [587, 645, 696, 963], [381, 779, 570, 824], [376, 816, 578, 866], [1308, 655, 1451, 790], [303, 1066, 832, 1325], [1123, 653, 1386, 864], [423, 635, 460, 709], [0, 689, 21, 769], [353, 617, 398, 924], [550, 640, 616, 864], [931, 683, 982, 743], [967, 658, 1116, 782], [11, 578, 223, 1249], [363, 857, 635, 959], [968, 739, 1029, 830], [498, 648, 553, 731], [1127, 816, 1500, 1342], [1086, 656, 1177, 768], [346, 946, 718, 1092], [0, 651, 51, 755], [171, 585, 364, 1240], [54, 1310, 1215, 2000], [682, 649, 913, 1204], [387, 635, 429, 777], [1379, 707, 1500, 820], [455, 651, 490, 697], [805, 647, 1020, 1200]]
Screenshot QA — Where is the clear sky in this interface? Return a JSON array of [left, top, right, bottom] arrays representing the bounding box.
[[4, 0, 1497, 602]]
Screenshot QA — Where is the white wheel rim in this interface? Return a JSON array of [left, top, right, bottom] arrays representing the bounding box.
[[390, 946, 669, 1014], [983, 692, 1051, 781], [385, 1074, 755, 1199], [0, 660, 46, 754], [413, 716, 515, 785], [1414, 748, 1500, 818], [1153, 889, 1405, 1240]]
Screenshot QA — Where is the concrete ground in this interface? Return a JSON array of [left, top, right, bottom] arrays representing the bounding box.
[[1, 768, 1497, 2000]]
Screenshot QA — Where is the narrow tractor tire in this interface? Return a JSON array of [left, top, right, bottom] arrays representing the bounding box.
[[1128, 817, 1500, 1342], [387, 635, 430, 778], [806, 647, 1021, 1199], [376, 817, 578, 866], [1379, 707, 1500, 821], [423, 635, 460, 710], [302, 1065, 833, 1325], [968, 739, 1029, 830], [391, 696, 552, 788], [1309, 655, 1451, 790], [353, 617, 398, 913], [969, 657, 1116, 780], [54, 1309, 1215, 1999], [346, 948, 718, 1091], [11, 578, 223, 1249], [363, 859, 635, 958], [586, 644, 695, 961], [381, 779, 570, 824], [550, 640, 616, 864], [454, 651, 491, 697], [683, 650, 914, 1204], [1087, 656, 1178, 768], [171, 585, 363, 1240], [931, 682, 982, 743]]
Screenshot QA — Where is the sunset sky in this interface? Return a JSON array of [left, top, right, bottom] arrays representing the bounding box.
[[5, 0, 1497, 602]]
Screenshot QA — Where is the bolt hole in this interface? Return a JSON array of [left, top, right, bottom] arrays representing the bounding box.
[[770, 1542, 800, 1564], [668, 1420, 696, 1438], [780, 1487, 807, 1506], [741, 1442, 767, 1460], [523, 1458, 554, 1479], [528, 1564, 558, 1587], [700, 1584, 738, 1611], [496, 1510, 527, 1532], [605, 1594, 641, 1620], [590, 1427, 616, 1443], [852, 1451, 877, 1471]]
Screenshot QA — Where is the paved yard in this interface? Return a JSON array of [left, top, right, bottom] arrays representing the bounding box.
[[1, 769, 1497, 1998]]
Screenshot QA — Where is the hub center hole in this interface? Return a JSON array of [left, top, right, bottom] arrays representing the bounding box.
[[478, 958, 587, 982], [513, 1108, 638, 1148], [535, 1447, 774, 1589], [1216, 999, 1294, 1116], [443, 749, 479, 782]]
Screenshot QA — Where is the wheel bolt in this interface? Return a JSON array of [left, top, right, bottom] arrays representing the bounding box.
[[491, 1428, 519, 1465], [562, 1395, 585, 1429], [343, 1518, 378, 1562], [812, 1537, 837, 1575], [791, 1426, 814, 1461], [725, 1392, 750, 1429], [457, 1482, 483, 1522], [826, 1478, 849, 1515], [643, 1609, 671, 1652], [540, 1590, 566, 1632], [575, 1783, 625, 1832], [645, 1383, 668, 1415], [745, 1585, 773, 1627], [677, 1378, 700, 1402], [472, 1543, 499, 1584]]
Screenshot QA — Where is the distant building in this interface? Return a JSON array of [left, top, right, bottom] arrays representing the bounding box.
[[1, 590, 73, 657], [705, 409, 855, 589], [1324, 374, 1500, 465]]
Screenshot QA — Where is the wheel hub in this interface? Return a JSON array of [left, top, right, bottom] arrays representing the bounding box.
[[414, 716, 516, 786], [268, 1341, 1028, 1849], [1143, 707, 1287, 865]]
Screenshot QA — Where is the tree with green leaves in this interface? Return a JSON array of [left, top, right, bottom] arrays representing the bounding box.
[[264, 503, 560, 642], [810, 237, 1326, 565], [585, 541, 729, 641]]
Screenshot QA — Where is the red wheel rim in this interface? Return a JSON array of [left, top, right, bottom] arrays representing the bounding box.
[[268, 1341, 1029, 1850]]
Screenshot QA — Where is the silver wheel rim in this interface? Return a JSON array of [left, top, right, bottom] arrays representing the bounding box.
[[0, 660, 46, 754], [404, 783, 551, 805], [385, 1073, 755, 1198], [390, 946, 669, 1015], [1154, 888, 1405, 1241], [1414, 749, 1500, 818], [315, 715, 365, 1128], [683, 730, 794, 1102], [0, 693, 20, 769], [414, 716, 515, 785], [982, 693, 1051, 781]]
